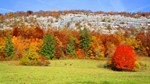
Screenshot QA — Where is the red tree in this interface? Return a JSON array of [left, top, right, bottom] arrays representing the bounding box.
[[112, 45, 137, 71]]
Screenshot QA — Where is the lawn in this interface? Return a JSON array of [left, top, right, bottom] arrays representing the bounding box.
[[0, 57, 150, 84]]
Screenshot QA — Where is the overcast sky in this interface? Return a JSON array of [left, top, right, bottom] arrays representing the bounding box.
[[0, 0, 150, 14]]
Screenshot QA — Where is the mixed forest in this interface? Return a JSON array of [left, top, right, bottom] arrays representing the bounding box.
[[0, 10, 150, 71]]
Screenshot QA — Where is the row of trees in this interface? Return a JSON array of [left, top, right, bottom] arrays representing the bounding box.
[[0, 27, 149, 70], [0, 27, 150, 61]]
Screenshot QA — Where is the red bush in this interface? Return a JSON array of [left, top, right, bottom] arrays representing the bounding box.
[[111, 45, 137, 71]]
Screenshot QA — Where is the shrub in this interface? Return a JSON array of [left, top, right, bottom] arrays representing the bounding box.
[[20, 54, 50, 66], [110, 45, 137, 71], [20, 55, 50, 66], [37, 56, 50, 66], [20, 43, 39, 65], [20, 43, 50, 66], [20, 52, 39, 66]]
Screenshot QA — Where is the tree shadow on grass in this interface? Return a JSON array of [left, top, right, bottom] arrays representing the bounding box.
[[66, 81, 97, 84], [66, 81, 110, 84]]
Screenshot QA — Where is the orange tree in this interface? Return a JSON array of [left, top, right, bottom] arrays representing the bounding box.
[[12, 36, 25, 59], [0, 37, 7, 60]]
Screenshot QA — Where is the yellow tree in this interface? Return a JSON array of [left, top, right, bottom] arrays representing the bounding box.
[[91, 36, 105, 59]]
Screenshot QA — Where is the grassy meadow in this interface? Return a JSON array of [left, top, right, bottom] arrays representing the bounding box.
[[0, 57, 150, 84]]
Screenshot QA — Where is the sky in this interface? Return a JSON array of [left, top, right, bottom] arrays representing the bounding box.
[[0, 0, 150, 14]]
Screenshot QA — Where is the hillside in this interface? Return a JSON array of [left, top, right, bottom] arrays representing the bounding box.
[[0, 11, 150, 34]]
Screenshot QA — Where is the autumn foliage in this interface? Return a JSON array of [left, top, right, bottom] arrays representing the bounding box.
[[111, 45, 137, 71], [0, 24, 149, 68], [0, 11, 149, 69], [0, 27, 149, 61], [20, 43, 50, 66]]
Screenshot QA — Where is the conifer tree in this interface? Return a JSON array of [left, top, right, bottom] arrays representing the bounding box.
[[40, 34, 55, 59], [80, 28, 92, 57], [4, 35, 14, 57], [67, 35, 76, 58]]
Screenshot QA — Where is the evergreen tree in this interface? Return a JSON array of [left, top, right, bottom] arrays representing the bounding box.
[[40, 34, 55, 59], [4, 35, 14, 57], [80, 28, 92, 56], [67, 35, 76, 58]]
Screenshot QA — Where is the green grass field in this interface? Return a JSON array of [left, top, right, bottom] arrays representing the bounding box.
[[0, 57, 150, 84]]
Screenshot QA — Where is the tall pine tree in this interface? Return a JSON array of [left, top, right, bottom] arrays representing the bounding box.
[[4, 35, 14, 57], [80, 28, 92, 57], [40, 34, 55, 59], [67, 35, 76, 58]]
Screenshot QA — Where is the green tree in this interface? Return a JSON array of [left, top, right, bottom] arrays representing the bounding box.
[[67, 35, 76, 58], [40, 34, 55, 59], [80, 28, 92, 57], [4, 35, 14, 57]]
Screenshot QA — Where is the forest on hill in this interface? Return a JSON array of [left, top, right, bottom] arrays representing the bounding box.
[[0, 10, 149, 70]]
